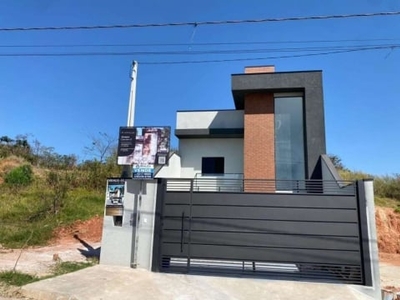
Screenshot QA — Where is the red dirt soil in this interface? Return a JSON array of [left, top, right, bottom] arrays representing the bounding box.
[[50, 215, 103, 245], [376, 207, 400, 266]]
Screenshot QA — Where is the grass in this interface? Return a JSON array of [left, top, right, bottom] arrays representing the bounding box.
[[0, 260, 97, 287], [51, 260, 97, 276], [375, 196, 400, 209], [0, 183, 104, 248], [339, 169, 400, 209], [0, 271, 39, 286]]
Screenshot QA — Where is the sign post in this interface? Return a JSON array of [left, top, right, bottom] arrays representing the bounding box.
[[121, 61, 138, 178]]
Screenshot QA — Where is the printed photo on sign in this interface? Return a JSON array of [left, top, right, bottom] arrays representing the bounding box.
[[106, 179, 125, 205], [133, 128, 158, 165], [117, 126, 171, 172]]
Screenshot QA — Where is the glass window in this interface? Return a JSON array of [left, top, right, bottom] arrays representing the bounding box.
[[274, 96, 305, 187], [202, 157, 224, 175]]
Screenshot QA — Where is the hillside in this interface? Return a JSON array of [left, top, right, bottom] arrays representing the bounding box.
[[0, 140, 399, 256], [376, 207, 400, 254], [0, 136, 121, 248]]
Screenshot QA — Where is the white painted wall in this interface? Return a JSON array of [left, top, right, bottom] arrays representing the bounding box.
[[177, 110, 244, 130], [179, 138, 244, 178], [154, 153, 181, 178], [135, 180, 158, 270]]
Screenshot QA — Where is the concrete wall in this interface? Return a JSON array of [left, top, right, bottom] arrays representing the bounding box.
[[179, 138, 244, 178], [100, 179, 136, 267], [154, 153, 181, 178], [176, 110, 244, 130], [134, 181, 159, 270], [100, 180, 159, 270]]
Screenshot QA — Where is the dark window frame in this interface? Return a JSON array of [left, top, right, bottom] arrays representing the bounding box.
[[201, 157, 225, 175]]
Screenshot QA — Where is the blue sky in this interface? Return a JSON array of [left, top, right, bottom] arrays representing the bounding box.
[[0, 0, 399, 175]]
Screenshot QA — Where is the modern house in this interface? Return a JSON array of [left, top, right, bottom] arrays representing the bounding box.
[[157, 65, 333, 192], [101, 65, 380, 297]]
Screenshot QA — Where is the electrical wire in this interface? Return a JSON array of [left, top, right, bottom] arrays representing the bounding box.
[[0, 11, 399, 31], [0, 38, 399, 48], [0, 44, 393, 56], [0, 45, 396, 64], [140, 45, 400, 64]]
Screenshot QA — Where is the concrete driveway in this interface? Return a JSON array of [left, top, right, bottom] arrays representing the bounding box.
[[21, 265, 375, 300]]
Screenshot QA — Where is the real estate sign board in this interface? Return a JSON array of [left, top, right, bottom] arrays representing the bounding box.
[[117, 126, 170, 179]]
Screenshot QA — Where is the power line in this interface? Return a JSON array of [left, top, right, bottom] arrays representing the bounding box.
[[141, 45, 400, 64], [1, 11, 400, 32], [0, 45, 396, 63], [0, 44, 394, 56], [0, 38, 399, 48]]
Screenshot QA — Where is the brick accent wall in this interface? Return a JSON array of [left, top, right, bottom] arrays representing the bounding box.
[[244, 66, 275, 74], [244, 93, 275, 191]]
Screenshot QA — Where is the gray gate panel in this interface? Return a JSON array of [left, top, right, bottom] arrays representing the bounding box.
[[163, 218, 184, 230], [163, 230, 360, 251], [154, 179, 365, 285], [193, 219, 358, 236], [190, 206, 357, 222], [164, 218, 359, 236], [164, 206, 357, 221], [191, 193, 357, 209], [162, 230, 189, 244], [162, 243, 189, 256], [162, 244, 361, 265], [163, 205, 190, 217], [165, 192, 190, 205]]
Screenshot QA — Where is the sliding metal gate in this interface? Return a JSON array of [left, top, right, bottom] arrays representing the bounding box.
[[152, 179, 371, 285]]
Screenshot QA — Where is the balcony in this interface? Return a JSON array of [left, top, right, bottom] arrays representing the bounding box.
[[165, 174, 355, 196]]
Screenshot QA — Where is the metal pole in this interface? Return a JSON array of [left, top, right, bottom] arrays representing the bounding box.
[[131, 180, 142, 268], [127, 61, 138, 127], [126, 61, 140, 269], [121, 61, 138, 178]]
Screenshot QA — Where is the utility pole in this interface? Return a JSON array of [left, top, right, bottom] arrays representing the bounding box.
[[121, 61, 138, 178], [127, 61, 138, 127]]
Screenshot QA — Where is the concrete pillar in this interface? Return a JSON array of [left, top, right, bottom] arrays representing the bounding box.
[[352, 179, 381, 299], [134, 180, 158, 270], [100, 179, 158, 270]]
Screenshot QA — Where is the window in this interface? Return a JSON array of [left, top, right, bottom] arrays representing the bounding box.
[[202, 157, 224, 175], [274, 96, 306, 184]]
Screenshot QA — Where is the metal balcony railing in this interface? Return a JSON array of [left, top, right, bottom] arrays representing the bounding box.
[[165, 175, 356, 196]]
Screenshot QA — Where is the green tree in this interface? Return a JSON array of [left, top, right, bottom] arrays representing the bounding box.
[[84, 132, 117, 163], [328, 154, 347, 171], [0, 136, 14, 145], [46, 171, 70, 214]]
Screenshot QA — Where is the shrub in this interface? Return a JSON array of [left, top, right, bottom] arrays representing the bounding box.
[[374, 174, 400, 201], [46, 171, 71, 215], [4, 164, 33, 186]]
